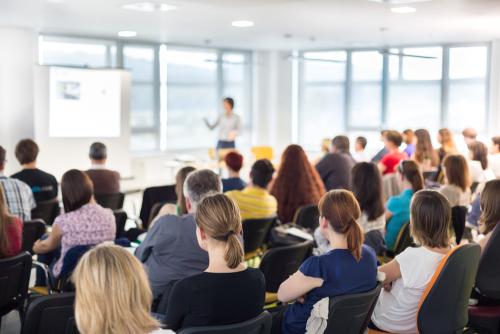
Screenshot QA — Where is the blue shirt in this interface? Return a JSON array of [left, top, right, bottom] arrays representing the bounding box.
[[403, 144, 416, 157], [385, 189, 414, 251], [282, 245, 378, 334], [222, 177, 246, 193]]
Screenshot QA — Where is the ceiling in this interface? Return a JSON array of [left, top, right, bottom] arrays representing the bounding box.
[[1, 0, 500, 50]]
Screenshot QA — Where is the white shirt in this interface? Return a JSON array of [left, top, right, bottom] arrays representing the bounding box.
[[489, 154, 500, 179], [207, 113, 241, 141], [439, 184, 471, 207], [352, 150, 369, 163], [469, 160, 496, 183], [372, 247, 446, 334]]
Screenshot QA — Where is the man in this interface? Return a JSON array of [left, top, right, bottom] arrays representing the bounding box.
[[316, 135, 356, 191], [352, 136, 369, 162], [227, 159, 277, 221], [11, 139, 58, 203], [378, 130, 406, 175], [135, 169, 221, 299], [0, 145, 36, 221], [85, 142, 120, 195], [222, 151, 246, 192]]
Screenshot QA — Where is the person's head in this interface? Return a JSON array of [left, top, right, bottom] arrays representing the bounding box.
[[250, 159, 275, 189], [15, 139, 39, 166], [355, 136, 367, 153], [0, 186, 14, 258], [402, 129, 415, 145], [384, 130, 403, 150], [410, 190, 451, 249], [463, 128, 477, 146], [321, 138, 331, 154], [331, 135, 350, 154], [175, 166, 196, 215], [195, 193, 243, 269], [0, 146, 5, 171], [469, 141, 489, 170], [491, 136, 500, 155], [61, 169, 94, 213], [397, 160, 424, 193], [183, 169, 222, 213], [352, 162, 385, 222], [224, 151, 244, 174], [223, 97, 234, 113], [438, 128, 457, 153], [479, 179, 500, 235], [414, 129, 437, 164], [318, 190, 363, 261], [442, 155, 470, 192], [73, 244, 160, 334], [380, 130, 388, 141], [89, 142, 107, 164]]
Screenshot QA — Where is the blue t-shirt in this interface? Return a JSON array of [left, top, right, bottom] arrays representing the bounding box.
[[282, 245, 378, 334], [222, 177, 246, 193], [385, 189, 414, 251]]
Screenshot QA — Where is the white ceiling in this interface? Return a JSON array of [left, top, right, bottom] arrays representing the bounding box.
[[1, 0, 500, 50]]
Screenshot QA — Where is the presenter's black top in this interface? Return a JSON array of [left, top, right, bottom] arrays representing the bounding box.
[[11, 168, 58, 203], [165, 268, 265, 331]]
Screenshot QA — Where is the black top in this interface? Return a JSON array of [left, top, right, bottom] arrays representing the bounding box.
[[11, 168, 58, 203], [315, 152, 356, 191], [165, 268, 265, 331], [222, 177, 246, 193]]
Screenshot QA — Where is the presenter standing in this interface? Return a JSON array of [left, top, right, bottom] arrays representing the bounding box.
[[204, 97, 241, 150]]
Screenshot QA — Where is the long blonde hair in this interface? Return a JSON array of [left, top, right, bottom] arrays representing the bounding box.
[[0, 185, 14, 258], [72, 244, 160, 334]]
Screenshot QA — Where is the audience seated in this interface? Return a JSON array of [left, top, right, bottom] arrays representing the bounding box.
[[11, 139, 58, 203], [315, 136, 356, 190], [73, 244, 170, 334], [371, 190, 453, 333], [489, 136, 500, 178], [277, 190, 378, 334], [0, 145, 35, 221], [412, 129, 440, 172], [477, 180, 500, 251], [165, 193, 265, 331], [371, 130, 389, 163], [378, 130, 406, 175], [222, 151, 246, 192], [439, 155, 471, 207], [402, 129, 416, 158], [271, 145, 325, 223], [436, 128, 458, 164], [85, 142, 121, 195], [0, 185, 22, 258], [352, 136, 369, 162], [468, 141, 496, 183], [227, 159, 277, 220]]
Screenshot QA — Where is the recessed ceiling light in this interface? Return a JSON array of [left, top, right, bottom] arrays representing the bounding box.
[[231, 20, 254, 28], [391, 6, 417, 13], [122, 2, 177, 12], [118, 31, 138, 38]]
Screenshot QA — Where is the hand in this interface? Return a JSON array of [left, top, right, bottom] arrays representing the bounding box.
[[296, 295, 306, 304], [33, 239, 42, 253], [383, 282, 392, 292]]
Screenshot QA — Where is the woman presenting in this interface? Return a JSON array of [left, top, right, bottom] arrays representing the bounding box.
[[204, 97, 241, 149]]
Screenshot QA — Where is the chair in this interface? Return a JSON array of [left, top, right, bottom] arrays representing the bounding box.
[[148, 201, 168, 226], [324, 283, 382, 334], [390, 222, 413, 257], [242, 217, 276, 260], [21, 293, 78, 334], [178, 311, 272, 334], [31, 199, 60, 226], [113, 210, 128, 239], [139, 185, 177, 229], [451, 206, 467, 244], [94, 192, 125, 210], [22, 219, 46, 254], [364, 230, 386, 257], [292, 204, 319, 231], [251, 146, 274, 161]]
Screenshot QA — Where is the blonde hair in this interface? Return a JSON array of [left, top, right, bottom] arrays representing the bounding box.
[[72, 244, 160, 334]]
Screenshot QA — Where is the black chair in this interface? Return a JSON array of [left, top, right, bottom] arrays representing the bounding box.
[[139, 185, 177, 230], [148, 201, 168, 226], [324, 283, 382, 334], [94, 192, 125, 210], [292, 204, 320, 231], [113, 210, 128, 239], [21, 293, 78, 334], [389, 222, 413, 257], [178, 311, 272, 334], [451, 206, 467, 244], [31, 200, 60, 226], [364, 230, 386, 256], [22, 219, 46, 254], [242, 217, 276, 259]]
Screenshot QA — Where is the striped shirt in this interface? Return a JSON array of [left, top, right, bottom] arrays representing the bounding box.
[[226, 187, 277, 221], [0, 175, 36, 221]]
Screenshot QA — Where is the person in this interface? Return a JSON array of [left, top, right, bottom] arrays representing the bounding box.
[[439, 155, 471, 207], [73, 244, 171, 334], [204, 97, 241, 150], [135, 169, 221, 300], [463, 127, 478, 148], [436, 128, 458, 164], [278, 190, 378, 334], [272, 145, 325, 223], [378, 130, 406, 175], [33, 169, 115, 280], [315, 136, 356, 190], [477, 180, 500, 251], [11, 139, 58, 203], [222, 151, 246, 192], [0, 185, 23, 258], [371, 130, 389, 163], [0, 145, 35, 221], [352, 136, 369, 162], [165, 193, 265, 331], [488, 136, 500, 179], [371, 190, 453, 334], [85, 142, 121, 195], [412, 128, 439, 172], [468, 141, 496, 183], [402, 129, 416, 158], [385, 160, 424, 251], [227, 159, 277, 221]]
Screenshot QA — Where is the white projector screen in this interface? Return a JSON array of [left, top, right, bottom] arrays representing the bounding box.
[[49, 67, 121, 137]]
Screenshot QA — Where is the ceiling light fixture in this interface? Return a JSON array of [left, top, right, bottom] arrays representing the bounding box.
[[118, 30, 138, 38], [391, 6, 417, 13], [122, 2, 177, 12], [231, 20, 254, 28]]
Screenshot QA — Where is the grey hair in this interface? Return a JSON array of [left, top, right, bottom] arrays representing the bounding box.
[[183, 169, 222, 209]]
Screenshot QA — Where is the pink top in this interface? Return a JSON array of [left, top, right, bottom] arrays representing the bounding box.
[[53, 203, 115, 276]]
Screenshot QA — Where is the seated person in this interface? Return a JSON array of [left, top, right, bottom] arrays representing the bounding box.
[[0, 185, 23, 258], [165, 193, 265, 331], [439, 155, 471, 207], [278, 190, 378, 334], [85, 142, 121, 195], [371, 190, 453, 333], [11, 139, 58, 203], [222, 151, 246, 192], [468, 141, 496, 184], [477, 179, 500, 251], [352, 136, 369, 162], [135, 169, 221, 300], [371, 130, 389, 163], [316, 136, 356, 190], [227, 159, 277, 221], [402, 129, 416, 158], [489, 136, 500, 179], [378, 130, 406, 175]]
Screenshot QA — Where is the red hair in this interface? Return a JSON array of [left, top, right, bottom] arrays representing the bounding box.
[[224, 151, 244, 172]]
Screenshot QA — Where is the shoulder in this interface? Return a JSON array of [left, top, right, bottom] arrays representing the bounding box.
[[361, 244, 377, 261]]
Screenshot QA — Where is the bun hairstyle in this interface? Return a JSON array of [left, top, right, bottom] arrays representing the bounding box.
[[195, 193, 244, 269], [397, 160, 424, 193], [318, 190, 364, 261]]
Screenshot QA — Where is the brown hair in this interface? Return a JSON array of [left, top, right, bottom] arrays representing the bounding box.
[[63, 170, 94, 213], [479, 180, 500, 235], [469, 141, 489, 170], [225, 152, 244, 173], [15, 139, 39, 165], [175, 166, 196, 215], [195, 193, 243, 269], [398, 160, 424, 193], [352, 162, 385, 221], [332, 136, 350, 153], [402, 129, 414, 145], [318, 190, 364, 261], [385, 130, 403, 147], [492, 136, 500, 151], [442, 155, 470, 192], [414, 129, 439, 167], [438, 128, 457, 155], [0, 146, 6, 166], [410, 190, 452, 248], [0, 186, 16, 258]]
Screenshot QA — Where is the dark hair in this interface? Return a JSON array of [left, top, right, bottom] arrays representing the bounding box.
[[470, 141, 489, 170], [355, 136, 367, 150], [398, 160, 424, 193], [480, 180, 500, 235], [0, 146, 5, 165], [332, 136, 350, 152], [352, 163, 385, 221], [184, 169, 222, 206], [89, 142, 107, 161], [414, 129, 439, 167], [442, 155, 470, 192], [385, 130, 403, 147], [492, 136, 500, 151], [62, 169, 94, 213], [251, 159, 275, 188], [225, 152, 243, 172], [15, 139, 39, 165], [223, 97, 234, 109], [175, 166, 196, 215], [402, 129, 415, 145]]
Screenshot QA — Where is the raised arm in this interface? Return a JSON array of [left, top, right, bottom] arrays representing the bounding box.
[[204, 115, 220, 130]]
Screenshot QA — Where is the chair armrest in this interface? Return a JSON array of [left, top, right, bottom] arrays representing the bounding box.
[[31, 261, 53, 295]]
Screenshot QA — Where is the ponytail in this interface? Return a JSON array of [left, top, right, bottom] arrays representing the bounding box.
[[225, 233, 244, 269], [399, 160, 424, 192], [346, 220, 364, 262]]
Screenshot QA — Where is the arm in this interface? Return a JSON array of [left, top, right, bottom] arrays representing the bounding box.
[[385, 210, 393, 221], [33, 224, 62, 254], [378, 259, 402, 286], [204, 115, 220, 130], [135, 218, 165, 262], [277, 271, 323, 303], [378, 161, 387, 174]]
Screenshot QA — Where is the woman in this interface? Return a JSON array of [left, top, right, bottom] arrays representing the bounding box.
[[478, 179, 500, 251], [165, 193, 265, 331], [469, 141, 496, 183], [271, 145, 326, 223], [0, 185, 23, 258], [279, 190, 378, 334], [33, 169, 115, 280], [73, 244, 171, 334], [413, 129, 439, 171], [371, 190, 452, 333], [439, 155, 471, 207], [204, 97, 241, 150], [436, 128, 458, 163]]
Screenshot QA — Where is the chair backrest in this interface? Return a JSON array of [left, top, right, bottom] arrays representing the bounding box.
[[31, 200, 60, 226], [292, 204, 320, 231], [21, 293, 79, 334], [0, 252, 32, 315], [417, 244, 481, 333], [139, 185, 177, 229], [57, 245, 93, 291], [148, 201, 168, 226], [113, 210, 128, 239], [22, 219, 47, 254], [324, 283, 382, 334], [451, 206, 467, 244], [475, 223, 500, 300], [242, 217, 276, 254], [393, 222, 412, 256], [259, 241, 313, 292], [251, 146, 274, 161], [94, 192, 125, 210], [178, 311, 272, 334], [364, 230, 386, 256]]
